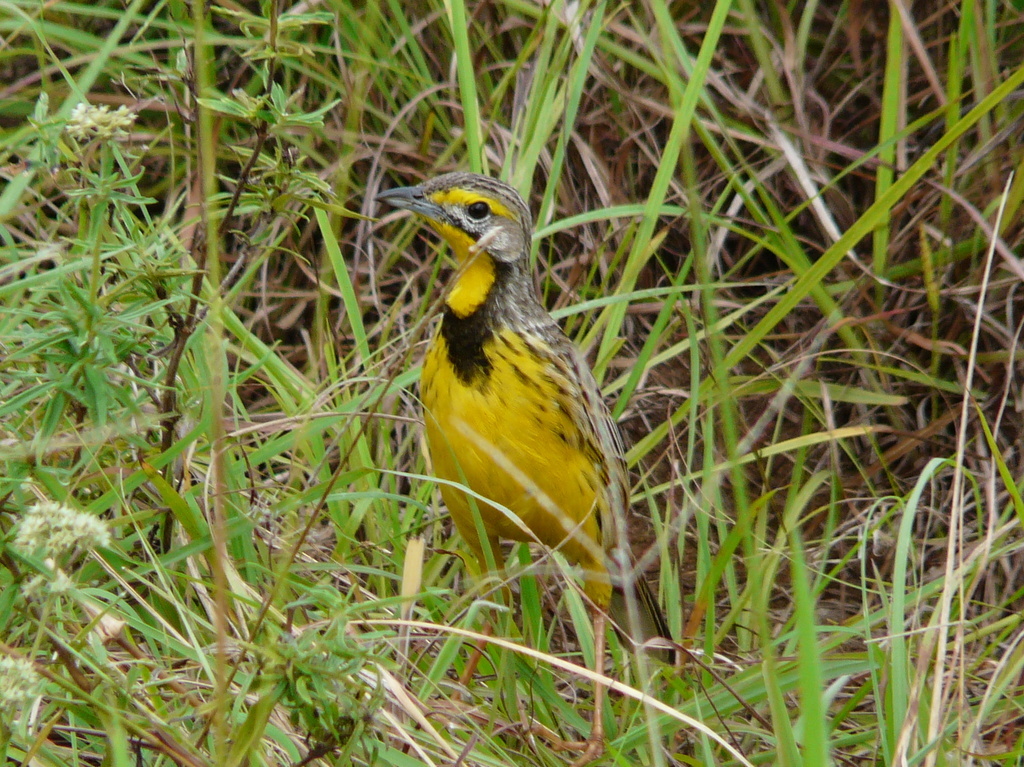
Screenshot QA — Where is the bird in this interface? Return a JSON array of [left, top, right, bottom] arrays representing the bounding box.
[[377, 171, 671, 763]]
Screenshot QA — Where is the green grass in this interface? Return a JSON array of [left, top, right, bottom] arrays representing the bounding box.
[[2, 0, 1024, 765]]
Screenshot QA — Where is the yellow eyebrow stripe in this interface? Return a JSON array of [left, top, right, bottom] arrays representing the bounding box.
[[429, 187, 517, 221]]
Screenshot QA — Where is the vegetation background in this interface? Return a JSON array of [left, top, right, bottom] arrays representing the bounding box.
[[2, 0, 1024, 765]]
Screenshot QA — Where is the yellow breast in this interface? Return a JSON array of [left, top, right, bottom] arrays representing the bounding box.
[[420, 326, 611, 603]]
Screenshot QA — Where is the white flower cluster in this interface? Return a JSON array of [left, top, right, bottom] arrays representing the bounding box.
[[13, 501, 112, 558], [0, 655, 41, 719], [65, 102, 137, 141]]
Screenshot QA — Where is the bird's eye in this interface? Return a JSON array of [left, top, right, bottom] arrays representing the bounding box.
[[467, 201, 490, 220]]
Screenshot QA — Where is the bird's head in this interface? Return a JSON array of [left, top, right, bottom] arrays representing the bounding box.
[[377, 172, 533, 265], [378, 172, 534, 317]]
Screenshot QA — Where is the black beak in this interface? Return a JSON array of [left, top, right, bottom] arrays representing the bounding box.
[[376, 185, 444, 220]]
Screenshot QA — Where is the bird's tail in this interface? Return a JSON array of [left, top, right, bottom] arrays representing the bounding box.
[[609, 571, 673, 663]]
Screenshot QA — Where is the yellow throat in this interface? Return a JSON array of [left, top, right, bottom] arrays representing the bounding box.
[[429, 220, 496, 318]]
